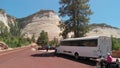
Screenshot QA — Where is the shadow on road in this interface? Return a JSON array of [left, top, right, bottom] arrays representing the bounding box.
[[56, 54, 96, 66], [31, 52, 96, 66], [31, 52, 55, 57]]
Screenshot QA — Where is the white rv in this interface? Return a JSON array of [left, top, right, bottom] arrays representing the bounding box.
[[55, 36, 112, 59]]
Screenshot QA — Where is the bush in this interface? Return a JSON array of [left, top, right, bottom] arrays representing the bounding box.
[[112, 37, 120, 51], [49, 37, 58, 47], [113, 44, 120, 51], [1, 22, 31, 48]]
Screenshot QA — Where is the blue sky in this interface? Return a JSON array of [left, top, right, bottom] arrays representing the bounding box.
[[0, 0, 120, 28]]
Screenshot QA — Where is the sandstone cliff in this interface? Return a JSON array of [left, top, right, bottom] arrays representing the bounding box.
[[1, 9, 120, 40], [21, 10, 61, 40], [0, 9, 15, 29], [86, 23, 120, 38]]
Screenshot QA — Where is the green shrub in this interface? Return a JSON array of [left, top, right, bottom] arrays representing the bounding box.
[[113, 44, 120, 50], [112, 36, 120, 51], [49, 37, 58, 47]]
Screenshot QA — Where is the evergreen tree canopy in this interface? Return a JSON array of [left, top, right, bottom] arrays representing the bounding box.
[[49, 37, 58, 47], [59, 0, 92, 38], [37, 30, 49, 46]]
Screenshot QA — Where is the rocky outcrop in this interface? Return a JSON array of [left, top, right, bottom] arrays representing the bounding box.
[[0, 41, 8, 50], [86, 24, 120, 38], [21, 10, 61, 40], [0, 9, 15, 29]]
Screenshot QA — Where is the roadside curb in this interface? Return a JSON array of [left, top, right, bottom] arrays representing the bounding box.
[[0, 45, 31, 56]]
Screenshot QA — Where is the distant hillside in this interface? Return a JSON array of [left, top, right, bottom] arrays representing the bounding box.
[[1, 9, 120, 39], [89, 23, 119, 29], [86, 23, 120, 38], [0, 9, 61, 40]]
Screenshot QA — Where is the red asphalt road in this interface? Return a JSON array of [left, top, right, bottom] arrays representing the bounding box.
[[0, 47, 96, 68]]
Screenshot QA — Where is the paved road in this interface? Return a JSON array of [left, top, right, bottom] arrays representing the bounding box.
[[0, 47, 96, 68]]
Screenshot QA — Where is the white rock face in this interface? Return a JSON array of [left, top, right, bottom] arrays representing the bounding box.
[[22, 10, 61, 40], [0, 9, 15, 30], [0, 11, 9, 29], [86, 27, 120, 38]]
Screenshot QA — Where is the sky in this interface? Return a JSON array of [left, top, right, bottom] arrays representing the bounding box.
[[0, 0, 120, 28]]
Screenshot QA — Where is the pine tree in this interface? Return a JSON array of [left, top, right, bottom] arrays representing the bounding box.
[[59, 0, 92, 38], [37, 30, 49, 46], [49, 37, 58, 47]]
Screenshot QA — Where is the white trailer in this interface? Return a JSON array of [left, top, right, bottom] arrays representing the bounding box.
[[55, 36, 112, 59]]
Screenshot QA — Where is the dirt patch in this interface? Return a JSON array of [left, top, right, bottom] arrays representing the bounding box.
[[112, 51, 120, 58]]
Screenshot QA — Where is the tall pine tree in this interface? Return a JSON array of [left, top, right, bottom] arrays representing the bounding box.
[[37, 30, 49, 46], [59, 0, 92, 38]]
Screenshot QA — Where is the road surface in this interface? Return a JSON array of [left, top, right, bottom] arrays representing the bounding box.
[[0, 47, 96, 68]]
